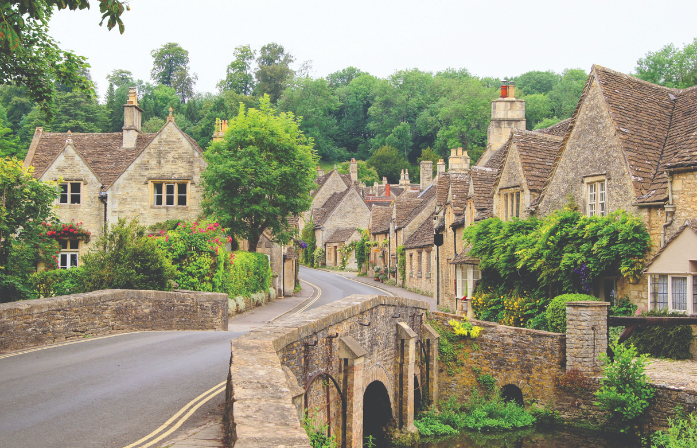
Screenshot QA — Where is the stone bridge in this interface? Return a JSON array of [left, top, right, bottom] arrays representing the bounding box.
[[224, 295, 438, 448]]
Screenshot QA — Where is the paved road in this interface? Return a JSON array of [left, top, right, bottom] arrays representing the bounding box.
[[0, 268, 387, 448]]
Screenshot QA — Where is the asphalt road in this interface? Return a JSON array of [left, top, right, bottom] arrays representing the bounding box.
[[0, 267, 386, 448]]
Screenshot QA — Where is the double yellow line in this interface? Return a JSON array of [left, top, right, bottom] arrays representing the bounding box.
[[123, 381, 226, 448], [288, 279, 322, 316], [0, 332, 138, 360]]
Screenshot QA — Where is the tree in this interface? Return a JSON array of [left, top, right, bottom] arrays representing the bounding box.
[[635, 39, 697, 88], [548, 69, 587, 119], [150, 43, 197, 101], [337, 160, 379, 185], [218, 45, 256, 95], [202, 96, 318, 251], [254, 43, 294, 103], [417, 147, 442, 178], [0, 1, 128, 117], [367, 145, 409, 184], [0, 105, 20, 158], [514, 70, 559, 95], [522, 93, 553, 130], [334, 73, 377, 159], [327, 66, 364, 88]]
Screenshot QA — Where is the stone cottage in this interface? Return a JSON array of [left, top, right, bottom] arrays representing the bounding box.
[[324, 227, 363, 270]]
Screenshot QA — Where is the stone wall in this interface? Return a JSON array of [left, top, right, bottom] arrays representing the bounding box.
[[0, 289, 228, 352], [431, 312, 566, 407], [225, 295, 434, 448]]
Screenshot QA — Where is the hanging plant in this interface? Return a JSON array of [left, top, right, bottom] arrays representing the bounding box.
[[40, 220, 91, 243]]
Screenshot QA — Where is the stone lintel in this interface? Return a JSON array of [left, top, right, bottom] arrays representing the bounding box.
[[397, 322, 417, 340], [339, 335, 368, 359], [422, 323, 440, 341]]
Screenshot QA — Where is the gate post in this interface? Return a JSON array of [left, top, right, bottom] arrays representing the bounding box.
[[566, 301, 610, 376], [339, 336, 367, 448], [396, 322, 418, 433], [422, 323, 440, 407]]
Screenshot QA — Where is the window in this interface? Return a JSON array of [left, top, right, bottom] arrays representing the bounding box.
[[456, 265, 466, 298], [59, 182, 81, 204], [650, 274, 696, 313], [59, 239, 79, 269], [694, 277, 697, 312], [651, 275, 668, 309], [426, 251, 432, 274], [417, 251, 422, 274], [586, 179, 606, 217], [673, 277, 687, 311], [501, 190, 521, 220], [153, 182, 187, 206]]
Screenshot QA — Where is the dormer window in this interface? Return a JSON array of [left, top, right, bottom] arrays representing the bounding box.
[[59, 182, 81, 204], [501, 189, 521, 221]]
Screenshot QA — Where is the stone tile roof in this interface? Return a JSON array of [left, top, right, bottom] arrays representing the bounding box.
[[483, 146, 506, 170], [29, 132, 157, 187], [313, 188, 353, 228], [398, 183, 438, 229], [394, 198, 422, 229], [501, 130, 564, 193], [370, 204, 392, 234], [312, 170, 351, 197], [663, 86, 697, 170], [451, 246, 478, 265], [450, 172, 471, 215], [436, 173, 450, 207], [325, 227, 358, 244], [470, 167, 497, 220], [536, 118, 572, 137], [642, 219, 697, 272], [451, 214, 465, 228], [404, 213, 434, 249]]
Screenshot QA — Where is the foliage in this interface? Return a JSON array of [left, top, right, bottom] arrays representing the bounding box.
[[150, 43, 197, 101], [594, 340, 655, 432], [202, 96, 318, 251], [611, 296, 638, 317], [554, 369, 590, 396], [0, 0, 127, 117], [41, 220, 92, 243], [635, 38, 697, 89], [367, 145, 409, 184], [545, 294, 599, 333], [301, 411, 336, 448], [414, 411, 458, 437], [626, 309, 695, 360], [429, 318, 466, 376], [501, 292, 547, 328], [300, 217, 316, 267], [464, 210, 651, 300], [79, 218, 176, 292], [471, 287, 549, 329], [0, 157, 59, 300], [155, 221, 233, 293], [337, 241, 357, 270], [255, 42, 294, 103], [416, 147, 442, 179], [547, 69, 587, 119], [314, 247, 325, 267], [218, 45, 256, 95], [337, 160, 379, 185], [448, 318, 482, 338], [354, 229, 370, 270], [396, 245, 406, 286], [227, 251, 271, 298], [651, 412, 697, 448], [31, 267, 86, 297], [515, 70, 560, 95]]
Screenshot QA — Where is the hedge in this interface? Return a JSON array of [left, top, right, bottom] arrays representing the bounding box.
[[546, 293, 600, 333]]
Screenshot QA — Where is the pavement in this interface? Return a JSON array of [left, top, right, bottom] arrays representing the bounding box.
[[164, 268, 434, 448]]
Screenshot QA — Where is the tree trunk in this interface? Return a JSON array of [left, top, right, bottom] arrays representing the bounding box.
[[247, 233, 261, 252]]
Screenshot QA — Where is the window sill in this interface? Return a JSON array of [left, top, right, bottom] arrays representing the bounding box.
[[150, 205, 190, 209]]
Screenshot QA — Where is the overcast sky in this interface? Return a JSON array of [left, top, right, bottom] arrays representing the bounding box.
[[49, 0, 697, 100]]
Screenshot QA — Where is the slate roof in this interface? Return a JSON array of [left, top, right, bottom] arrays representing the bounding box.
[[450, 173, 470, 215], [30, 132, 157, 187], [313, 188, 352, 228], [370, 205, 392, 234], [404, 213, 434, 249], [436, 173, 450, 207], [536, 118, 572, 137], [312, 170, 352, 196], [326, 227, 358, 244], [642, 219, 697, 272], [451, 246, 478, 265], [496, 130, 563, 193], [470, 167, 497, 220]]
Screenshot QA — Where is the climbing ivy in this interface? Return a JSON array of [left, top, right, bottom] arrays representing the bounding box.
[[397, 245, 406, 286], [300, 217, 316, 267]]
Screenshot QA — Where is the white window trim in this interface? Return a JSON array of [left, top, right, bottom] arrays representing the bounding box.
[[584, 176, 607, 217], [151, 181, 189, 207], [649, 274, 696, 314], [59, 239, 80, 269]]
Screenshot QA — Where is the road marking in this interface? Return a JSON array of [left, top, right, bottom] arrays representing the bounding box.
[[123, 381, 226, 448], [0, 332, 140, 360], [288, 279, 322, 316], [306, 266, 396, 297]]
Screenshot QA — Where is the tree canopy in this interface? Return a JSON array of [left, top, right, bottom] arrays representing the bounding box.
[[635, 38, 697, 88], [150, 42, 197, 101], [201, 96, 318, 251]]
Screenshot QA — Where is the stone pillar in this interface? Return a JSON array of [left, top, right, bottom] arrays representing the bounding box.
[[396, 322, 418, 433], [421, 324, 440, 406], [350, 158, 358, 183], [436, 159, 446, 176], [566, 301, 609, 376], [339, 336, 367, 448], [420, 160, 433, 190]]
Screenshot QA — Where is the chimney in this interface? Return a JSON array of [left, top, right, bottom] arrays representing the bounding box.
[[122, 87, 142, 148], [400, 169, 410, 186], [507, 80, 515, 98], [437, 158, 446, 176], [317, 166, 324, 177], [420, 160, 433, 190], [449, 147, 471, 173], [212, 118, 228, 142], [382, 176, 387, 186], [500, 79, 508, 98], [350, 158, 358, 182], [385, 183, 391, 197]]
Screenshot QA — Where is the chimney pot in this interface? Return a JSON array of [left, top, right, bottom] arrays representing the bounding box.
[[507, 81, 515, 98], [500, 80, 508, 98], [385, 183, 391, 197]]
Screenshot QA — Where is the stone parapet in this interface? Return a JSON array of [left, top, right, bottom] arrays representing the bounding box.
[[566, 301, 609, 376], [0, 289, 228, 352]]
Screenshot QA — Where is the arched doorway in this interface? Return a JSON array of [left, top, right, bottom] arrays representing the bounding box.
[[413, 375, 422, 416], [500, 384, 524, 406], [363, 381, 392, 447]]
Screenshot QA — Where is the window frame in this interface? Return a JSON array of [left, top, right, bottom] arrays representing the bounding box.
[[500, 188, 522, 221], [58, 239, 80, 269], [59, 182, 82, 205], [650, 274, 696, 314], [584, 176, 607, 217], [151, 181, 189, 207]]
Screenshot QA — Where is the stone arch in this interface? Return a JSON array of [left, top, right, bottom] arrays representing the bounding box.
[[493, 371, 534, 404], [501, 384, 524, 406], [363, 363, 395, 415], [362, 380, 392, 447]]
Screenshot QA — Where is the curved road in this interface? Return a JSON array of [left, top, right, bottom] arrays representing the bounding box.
[[0, 267, 386, 448]]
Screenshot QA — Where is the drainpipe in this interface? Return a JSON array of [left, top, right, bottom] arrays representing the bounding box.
[[661, 172, 676, 247], [98, 190, 107, 230], [281, 244, 285, 298]]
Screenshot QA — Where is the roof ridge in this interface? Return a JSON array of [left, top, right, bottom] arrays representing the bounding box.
[[593, 64, 681, 94], [513, 129, 564, 141]]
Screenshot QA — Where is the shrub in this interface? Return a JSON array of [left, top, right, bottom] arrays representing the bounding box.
[[227, 251, 271, 298], [554, 369, 590, 396], [594, 340, 655, 432], [449, 318, 483, 338], [80, 218, 176, 291], [397, 245, 406, 285], [313, 247, 325, 266], [302, 411, 336, 448], [611, 296, 638, 316], [651, 412, 697, 448], [546, 293, 600, 333], [626, 309, 695, 360], [414, 411, 458, 436], [31, 268, 86, 297]]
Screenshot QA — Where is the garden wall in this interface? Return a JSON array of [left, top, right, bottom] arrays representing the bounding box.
[[0, 289, 228, 352]]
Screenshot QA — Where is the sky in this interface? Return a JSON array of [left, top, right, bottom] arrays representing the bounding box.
[[49, 0, 697, 100]]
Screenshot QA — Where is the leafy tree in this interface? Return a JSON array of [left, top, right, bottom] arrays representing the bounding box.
[[533, 117, 562, 131], [0, 0, 127, 117], [0, 105, 20, 157], [337, 160, 379, 185], [106, 68, 134, 88], [142, 116, 165, 133], [548, 69, 587, 119], [0, 85, 34, 131], [0, 158, 60, 301], [522, 93, 553, 130], [150, 42, 197, 101], [254, 42, 294, 103], [327, 66, 365, 88], [514, 70, 559, 95], [417, 147, 442, 178], [635, 38, 697, 88], [202, 96, 317, 251], [218, 45, 256, 95], [48, 91, 109, 133], [334, 73, 377, 159], [367, 145, 409, 184]]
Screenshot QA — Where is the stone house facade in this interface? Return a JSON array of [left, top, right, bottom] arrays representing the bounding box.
[[403, 214, 435, 294], [324, 228, 362, 270], [313, 187, 370, 263]]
